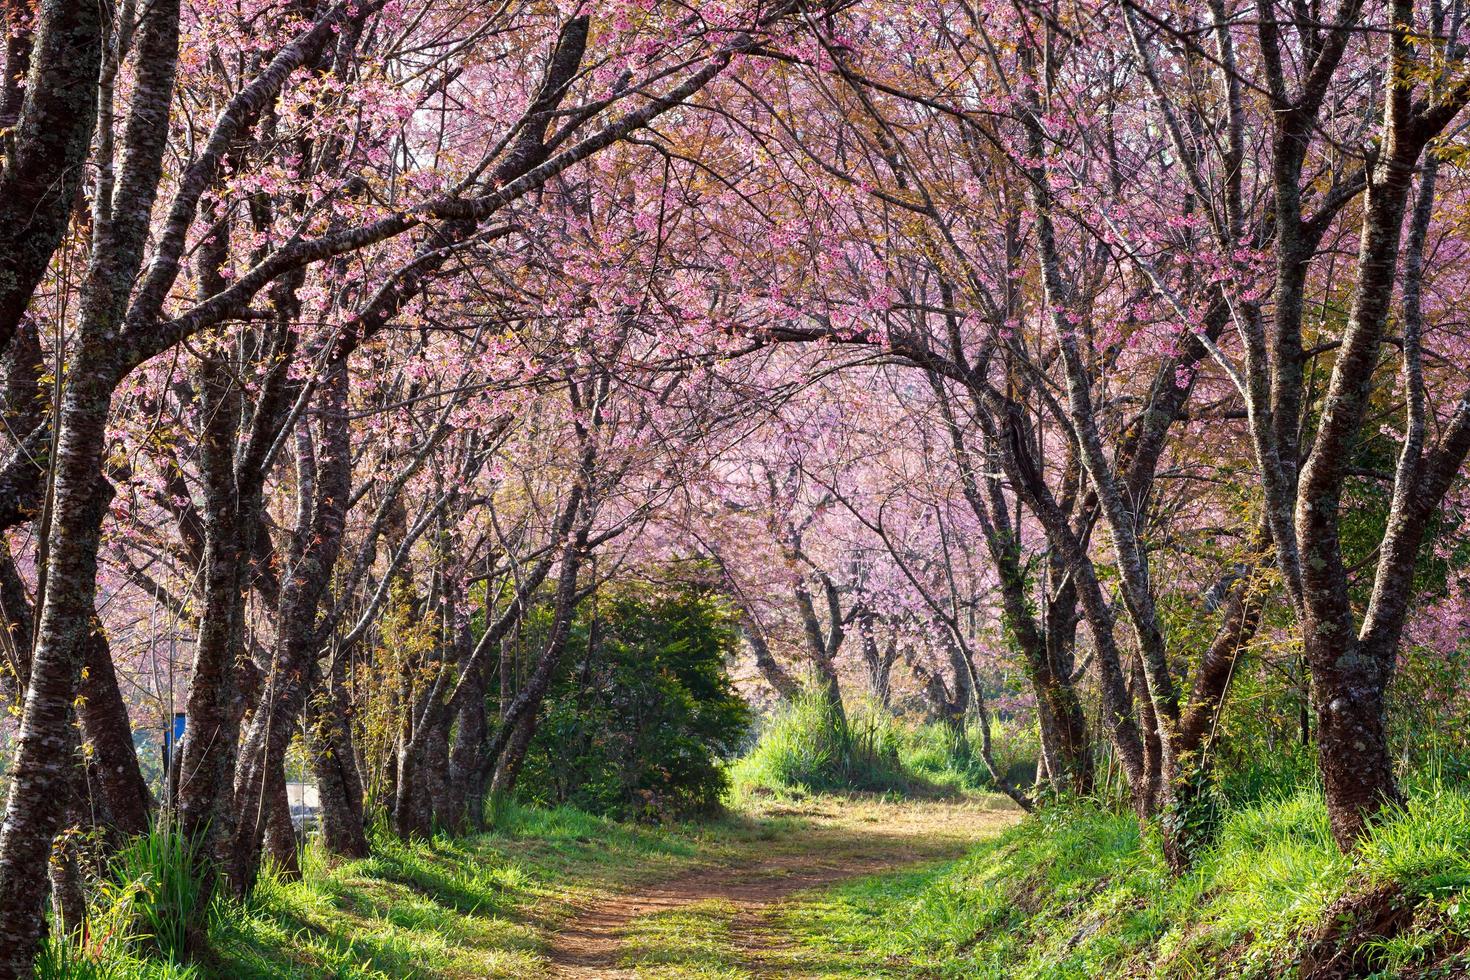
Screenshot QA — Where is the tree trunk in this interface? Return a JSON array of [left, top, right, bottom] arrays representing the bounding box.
[[794, 577, 848, 730], [0, 384, 120, 977], [0, 0, 105, 354], [175, 348, 278, 877], [393, 677, 436, 839], [1308, 633, 1401, 848], [478, 520, 589, 800], [445, 657, 489, 832], [262, 761, 300, 881], [740, 614, 797, 701], [1133, 655, 1165, 814], [78, 624, 152, 838], [48, 724, 91, 942], [229, 365, 351, 893], [490, 711, 537, 798], [858, 614, 897, 709], [423, 711, 453, 829], [306, 651, 368, 858]]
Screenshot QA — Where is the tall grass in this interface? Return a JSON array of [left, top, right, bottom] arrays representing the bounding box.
[[731, 690, 912, 794], [34, 824, 206, 979], [730, 689, 1039, 797], [899, 715, 1038, 792], [108, 824, 208, 962]]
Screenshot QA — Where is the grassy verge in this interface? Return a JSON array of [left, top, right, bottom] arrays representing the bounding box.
[[768, 786, 1470, 978], [46, 802, 784, 980]]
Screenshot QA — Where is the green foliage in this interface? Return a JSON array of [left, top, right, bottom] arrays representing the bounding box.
[[106, 825, 208, 963], [729, 689, 911, 795], [1214, 736, 1318, 806], [775, 784, 1470, 978], [516, 578, 751, 821], [357, 584, 441, 820], [900, 716, 1039, 793], [1158, 760, 1225, 869], [34, 825, 206, 979], [34, 940, 199, 980], [732, 689, 1041, 799], [1391, 646, 1470, 784]]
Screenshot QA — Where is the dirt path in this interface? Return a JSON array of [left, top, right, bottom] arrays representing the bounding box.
[[546, 796, 1018, 978]]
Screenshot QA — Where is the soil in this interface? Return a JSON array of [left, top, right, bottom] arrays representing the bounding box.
[[546, 797, 1018, 978]]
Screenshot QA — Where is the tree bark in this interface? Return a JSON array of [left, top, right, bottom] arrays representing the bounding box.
[[0, 0, 104, 355], [490, 710, 537, 798], [0, 1, 178, 965], [262, 761, 300, 881], [306, 650, 368, 858], [740, 613, 799, 701], [0, 386, 121, 976], [230, 361, 351, 892], [445, 661, 489, 832], [78, 624, 152, 838]]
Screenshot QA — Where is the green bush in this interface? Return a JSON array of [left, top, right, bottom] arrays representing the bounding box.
[[516, 578, 751, 821]]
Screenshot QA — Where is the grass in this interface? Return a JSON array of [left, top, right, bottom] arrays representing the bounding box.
[[36, 825, 208, 980], [729, 689, 1038, 798], [207, 803, 770, 979], [761, 785, 1470, 978], [45, 802, 775, 980], [621, 900, 751, 978], [44, 717, 1467, 979], [47, 793, 1007, 979]]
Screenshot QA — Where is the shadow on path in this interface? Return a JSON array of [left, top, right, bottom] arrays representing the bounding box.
[[547, 796, 1019, 978]]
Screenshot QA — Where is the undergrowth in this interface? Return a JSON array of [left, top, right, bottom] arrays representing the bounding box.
[[729, 688, 1037, 797]]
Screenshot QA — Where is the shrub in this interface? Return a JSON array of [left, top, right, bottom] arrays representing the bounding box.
[[516, 578, 751, 821], [107, 824, 208, 962]]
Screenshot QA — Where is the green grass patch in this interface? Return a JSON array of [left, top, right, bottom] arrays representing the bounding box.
[[621, 899, 753, 978], [773, 787, 1470, 978], [729, 690, 1038, 798], [48, 801, 768, 980]]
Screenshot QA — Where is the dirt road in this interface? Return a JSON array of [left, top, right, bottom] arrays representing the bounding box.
[[546, 796, 1018, 978]]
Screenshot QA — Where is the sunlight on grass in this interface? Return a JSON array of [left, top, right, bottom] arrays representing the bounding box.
[[200, 802, 735, 979], [769, 787, 1470, 979], [621, 899, 753, 979]]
